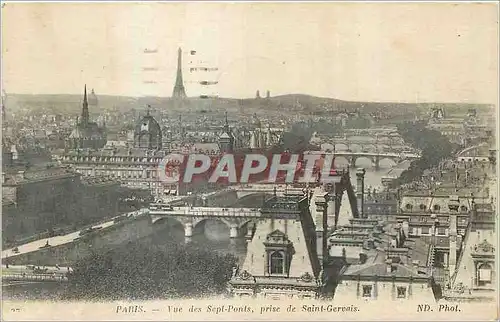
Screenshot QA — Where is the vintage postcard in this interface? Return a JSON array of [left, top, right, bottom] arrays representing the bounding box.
[[1, 1, 498, 321]]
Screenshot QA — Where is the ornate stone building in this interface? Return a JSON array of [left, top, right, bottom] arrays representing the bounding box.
[[134, 108, 162, 149], [228, 193, 328, 299], [2, 165, 119, 246], [65, 85, 107, 150], [218, 112, 234, 154], [62, 109, 176, 196], [443, 198, 496, 302]]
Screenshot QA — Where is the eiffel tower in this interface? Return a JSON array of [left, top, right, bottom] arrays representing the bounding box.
[[172, 47, 187, 99]]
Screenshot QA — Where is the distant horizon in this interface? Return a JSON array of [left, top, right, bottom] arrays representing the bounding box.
[[2, 3, 498, 105], [3, 91, 495, 106]]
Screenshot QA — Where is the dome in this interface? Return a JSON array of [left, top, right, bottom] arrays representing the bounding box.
[[88, 89, 98, 106], [134, 112, 162, 149]]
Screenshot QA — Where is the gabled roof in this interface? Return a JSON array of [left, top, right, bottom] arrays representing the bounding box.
[[342, 262, 422, 279]]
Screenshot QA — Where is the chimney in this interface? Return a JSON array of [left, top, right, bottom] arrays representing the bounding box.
[[314, 193, 328, 266], [356, 168, 366, 218], [385, 259, 393, 273], [448, 195, 459, 273], [16, 170, 25, 181], [402, 220, 409, 237], [396, 225, 405, 247]]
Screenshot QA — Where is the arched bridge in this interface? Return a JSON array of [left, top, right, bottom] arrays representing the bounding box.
[[337, 151, 420, 169], [304, 150, 421, 169], [456, 142, 490, 158], [149, 205, 262, 239]]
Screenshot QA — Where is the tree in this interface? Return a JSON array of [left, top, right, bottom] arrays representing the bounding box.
[[391, 121, 458, 187], [65, 242, 238, 300]]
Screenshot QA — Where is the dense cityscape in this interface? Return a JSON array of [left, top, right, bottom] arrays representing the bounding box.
[[2, 43, 496, 305]]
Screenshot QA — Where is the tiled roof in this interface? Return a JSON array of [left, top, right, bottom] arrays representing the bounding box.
[[343, 262, 420, 278]]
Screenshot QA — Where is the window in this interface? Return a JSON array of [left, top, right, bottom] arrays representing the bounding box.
[[264, 230, 293, 276], [421, 227, 430, 235], [437, 228, 446, 235], [362, 285, 372, 297], [269, 251, 285, 274], [478, 263, 492, 286], [397, 286, 407, 298]]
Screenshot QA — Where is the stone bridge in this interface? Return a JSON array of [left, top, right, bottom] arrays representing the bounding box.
[[228, 184, 308, 199], [334, 151, 420, 169], [304, 150, 421, 169], [149, 168, 362, 239], [456, 142, 491, 160], [149, 205, 262, 239]]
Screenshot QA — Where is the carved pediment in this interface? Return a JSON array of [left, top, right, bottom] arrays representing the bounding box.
[[235, 270, 254, 281], [297, 272, 314, 283], [265, 229, 291, 245], [473, 239, 495, 254]]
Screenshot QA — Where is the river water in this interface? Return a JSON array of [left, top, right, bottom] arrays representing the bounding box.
[[3, 165, 407, 300]]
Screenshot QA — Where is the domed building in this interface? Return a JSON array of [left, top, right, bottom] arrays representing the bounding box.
[[65, 85, 107, 150], [218, 112, 234, 153], [134, 108, 162, 149], [88, 88, 98, 107]]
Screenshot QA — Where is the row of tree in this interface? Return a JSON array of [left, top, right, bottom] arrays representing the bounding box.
[[64, 242, 237, 300], [391, 121, 458, 187]]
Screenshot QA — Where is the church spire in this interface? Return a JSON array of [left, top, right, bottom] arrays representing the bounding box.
[[81, 84, 89, 125]]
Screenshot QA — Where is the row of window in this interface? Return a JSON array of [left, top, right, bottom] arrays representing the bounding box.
[[362, 285, 407, 298], [79, 169, 159, 179], [65, 156, 163, 163], [405, 204, 468, 212]]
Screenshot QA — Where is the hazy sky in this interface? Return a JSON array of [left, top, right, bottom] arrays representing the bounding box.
[[2, 2, 498, 103]]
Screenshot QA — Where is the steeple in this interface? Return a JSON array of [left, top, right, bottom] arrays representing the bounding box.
[[172, 47, 187, 99], [81, 84, 89, 125]]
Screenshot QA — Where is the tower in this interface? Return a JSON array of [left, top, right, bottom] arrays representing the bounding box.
[[81, 84, 89, 126], [172, 48, 187, 99], [219, 112, 234, 153]]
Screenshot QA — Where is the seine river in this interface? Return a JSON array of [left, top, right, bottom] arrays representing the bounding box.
[[3, 164, 407, 300]]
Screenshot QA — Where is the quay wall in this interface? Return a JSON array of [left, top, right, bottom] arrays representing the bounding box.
[[6, 216, 154, 266]]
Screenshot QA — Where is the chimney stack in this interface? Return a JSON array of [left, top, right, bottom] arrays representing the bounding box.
[[448, 195, 460, 273], [385, 259, 393, 273], [402, 220, 409, 237], [314, 192, 329, 266], [356, 168, 366, 218]]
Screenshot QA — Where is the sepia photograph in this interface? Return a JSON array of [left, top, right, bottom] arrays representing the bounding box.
[[1, 1, 498, 321]]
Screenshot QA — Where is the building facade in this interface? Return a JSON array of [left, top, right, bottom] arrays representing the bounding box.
[[228, 194, 327, 299]]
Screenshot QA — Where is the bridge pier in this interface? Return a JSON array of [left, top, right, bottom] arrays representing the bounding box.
[[374, 156, 380, 171], [350, 156, 357, 168], [185, 223, 193, 238], [245, 222, 255, 241], [229, 226, 239, 239]]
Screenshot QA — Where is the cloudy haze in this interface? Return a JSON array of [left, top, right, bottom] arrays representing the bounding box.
[[1, 2, 498, 103]]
